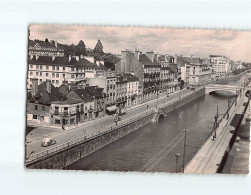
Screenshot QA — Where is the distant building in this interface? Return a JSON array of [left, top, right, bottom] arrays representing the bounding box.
[[29, 40, 64, 57], [209, 55, 230, 75]]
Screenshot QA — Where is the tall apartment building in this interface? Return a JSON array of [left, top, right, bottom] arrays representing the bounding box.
[[27, 55, 102, 89], [209, 55, 230, 75]]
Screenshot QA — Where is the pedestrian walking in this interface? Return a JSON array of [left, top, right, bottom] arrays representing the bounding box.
[[62, 125, 65, 131], [147, 104, 149, 109]]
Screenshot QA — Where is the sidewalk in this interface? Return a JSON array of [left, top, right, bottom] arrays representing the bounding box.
[[184, 90, 247, 174]]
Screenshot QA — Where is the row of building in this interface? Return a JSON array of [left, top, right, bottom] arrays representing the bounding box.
[[27, 44, 243, 127]]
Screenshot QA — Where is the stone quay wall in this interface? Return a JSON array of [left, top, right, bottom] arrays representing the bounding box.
[[27, 88, 205, 169]]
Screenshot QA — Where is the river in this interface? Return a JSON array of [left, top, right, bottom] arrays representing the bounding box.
[[66, 76, 245, 173]]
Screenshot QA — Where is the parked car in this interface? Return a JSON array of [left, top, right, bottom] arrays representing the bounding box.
[[41, 138, 56, 147], [191, 87, 195, 91], [118, 108, 127, 116]]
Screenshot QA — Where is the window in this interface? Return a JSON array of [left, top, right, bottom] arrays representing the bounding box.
[[35, 105, 38, 110], [36, 72, 38, 76], [56, 73, 59, 78], [63, 74, 65, 78], [52, 80, 55, 84], [33, 115, 37, 119], [46, 66, 49, 70], [42, 106, 45, 111], [30, 84, 32, 88], [57, 67, 59, 70], [52, 73, 55, 77], [30, 65, 33, 69], [52, 66, 55, 70], [71, 67, 74, 71], [40, 72, 42, 76], [55, 120, 60, 124], [71, 75, 74, 78], [46, 73, 48, 77], [40, 65, 43, 70], [63, 67, 65, 71], [40, 79, 42, 82], [36, 65, 39, 69], [56, 80, 59, 84], [30, 71, 33, 76], [30, 78, 32, 82]]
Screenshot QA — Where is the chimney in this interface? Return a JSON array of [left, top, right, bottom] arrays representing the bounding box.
[[36, 55, 39, 60], [134, 49, 140, 60], [76, 56, 79, 62], [55, 40, 58, 48], [68, 55, 71, 62], [31, 78, 38, 96], [146, 51, 154, 62], [52, 55, 55, 61], [46, 79, 52, 94]]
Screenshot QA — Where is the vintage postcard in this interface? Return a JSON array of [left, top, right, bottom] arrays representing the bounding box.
[[25, 25, 250, 174]]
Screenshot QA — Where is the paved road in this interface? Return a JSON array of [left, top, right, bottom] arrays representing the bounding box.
[[26, 72, 245, 159], [26, 87, 199, 158]]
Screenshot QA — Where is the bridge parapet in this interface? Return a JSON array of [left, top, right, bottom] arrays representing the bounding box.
[[205, 84, 240, 94]]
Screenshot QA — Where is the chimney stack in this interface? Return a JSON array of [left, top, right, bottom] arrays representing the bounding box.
[[76, 56, 79, 62], [46, 79, 52, 94], [68, 55, 71, 62], [134, 49, 140, 60], [31, 78, 38, 96], [52, 55, 55, 61]]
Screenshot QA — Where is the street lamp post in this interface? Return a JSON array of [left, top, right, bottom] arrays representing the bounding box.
[[182, 130, 189, 173], [175, 151, 180, 173]]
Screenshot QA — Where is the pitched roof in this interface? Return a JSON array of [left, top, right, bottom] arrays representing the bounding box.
[[85, 86, 104, 98], [35, 82, 62, 105], [28, 56, 98, 68], [181, 57, 202, 64], [123, 73, 139, 82], [58, 84, 70, 97], [72, 89, 94, 102], [139, 54, 161, 68]]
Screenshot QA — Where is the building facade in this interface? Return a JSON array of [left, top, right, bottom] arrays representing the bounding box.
[[29, 40, 64, 57]]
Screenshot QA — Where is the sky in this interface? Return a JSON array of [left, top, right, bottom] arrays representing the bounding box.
[[30, 24, 251, 62]]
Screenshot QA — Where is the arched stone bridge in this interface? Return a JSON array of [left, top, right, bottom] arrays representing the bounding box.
[[205, 84, 240, 95]]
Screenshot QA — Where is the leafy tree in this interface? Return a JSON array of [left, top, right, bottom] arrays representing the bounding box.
[[93, 40, 104, 54], [45, 38, 49, 42], [76, 40, 87, 56]]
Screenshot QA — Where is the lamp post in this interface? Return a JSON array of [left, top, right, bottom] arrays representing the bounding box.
[[175, 151, 180, 173], [182, 130, 189, 173]]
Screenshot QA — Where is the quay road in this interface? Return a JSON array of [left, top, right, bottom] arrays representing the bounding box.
[[26, 72, 247, 160], [26, 86, 199, 159]]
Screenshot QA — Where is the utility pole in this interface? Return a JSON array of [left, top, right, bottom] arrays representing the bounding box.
[[182, 130, 189, 173], [226, 98, 231, 119], [213, 105, 219, 140], [175, 151, 180, 173]]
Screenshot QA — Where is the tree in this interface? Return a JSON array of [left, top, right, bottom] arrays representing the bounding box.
[[76, 40, 87, 56], [93, 40, 104, 54], [45, 38, 49, 42]]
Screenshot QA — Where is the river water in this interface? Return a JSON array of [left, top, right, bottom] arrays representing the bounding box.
[[66, 77, 244, 173]]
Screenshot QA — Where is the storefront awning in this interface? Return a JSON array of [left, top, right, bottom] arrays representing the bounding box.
[[106, 105, 117, 112]]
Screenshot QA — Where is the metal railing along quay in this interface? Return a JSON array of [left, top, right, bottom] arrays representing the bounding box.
[[26, 109, 155, 164]]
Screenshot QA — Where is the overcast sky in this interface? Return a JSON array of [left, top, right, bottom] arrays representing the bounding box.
[[30, 24, 251, 62]]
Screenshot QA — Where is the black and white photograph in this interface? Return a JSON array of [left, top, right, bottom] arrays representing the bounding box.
[[25, 25, 250, 174]]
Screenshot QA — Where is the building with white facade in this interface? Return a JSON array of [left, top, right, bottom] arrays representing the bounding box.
[[27, 55, 103, 90], [209, 55, 230, 75]]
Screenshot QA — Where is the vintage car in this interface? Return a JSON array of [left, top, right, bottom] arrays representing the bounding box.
[[41, 138, 56, 147]]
